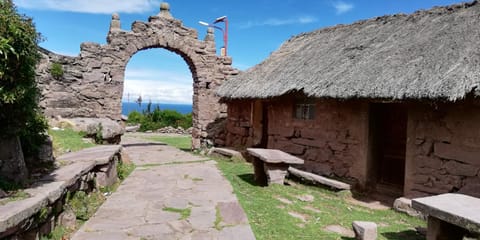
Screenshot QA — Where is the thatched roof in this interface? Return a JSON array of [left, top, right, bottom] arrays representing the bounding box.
[[218, 1, 480, 101]]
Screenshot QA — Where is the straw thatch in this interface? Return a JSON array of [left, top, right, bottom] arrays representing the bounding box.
[[218, 1, 480, 101]]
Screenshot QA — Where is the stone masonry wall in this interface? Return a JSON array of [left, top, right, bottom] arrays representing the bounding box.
[[225, 98, 370, 185], [405, 100, 480, 198], [267, 98, 369, 184], [36, 4, 238, 149], [225, 101, 253, 147]]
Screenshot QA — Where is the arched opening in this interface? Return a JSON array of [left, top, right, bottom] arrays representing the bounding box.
[[122, 48, 194, 137]]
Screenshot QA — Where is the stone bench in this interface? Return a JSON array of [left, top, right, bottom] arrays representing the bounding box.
[[246, 148, 304, 186], [412, 193, 480, 240], [0, 145, 122, 239]]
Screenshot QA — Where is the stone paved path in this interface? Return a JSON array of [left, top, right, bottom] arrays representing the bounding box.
[[72, 134, 255, 240]]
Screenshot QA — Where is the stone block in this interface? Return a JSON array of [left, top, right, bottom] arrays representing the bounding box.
[[292, 138, 325, 148], [444, 160, 479, 177], [95, 161, 118, 187], [57, 207, 77, 230], [352, 221, 377, 240], [273, 140, 305, 155], [417, 156, 442, 169], [393, 197, 423, 218], [434, 142, 480, 166], [264, 163, 289, 185]]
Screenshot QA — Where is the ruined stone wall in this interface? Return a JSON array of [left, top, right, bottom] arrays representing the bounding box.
[[36, 4, 238, 149], [225, 98, 370, 185], [405, 100, 480, 198]]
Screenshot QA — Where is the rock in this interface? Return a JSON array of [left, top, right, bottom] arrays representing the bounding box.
[[296, 194, 315, 202], [67, 118, 125, 144], [393, 197, 423, 218], [95, 160, 118, 187], [0, 189, 7, 198], [58, 206, 77, 230], [37, 136, 54, 164], [0, 137, 28, 184], [125, 125, 140, 132], [324, 225, 355, 238], [352, 221, 377, 240]]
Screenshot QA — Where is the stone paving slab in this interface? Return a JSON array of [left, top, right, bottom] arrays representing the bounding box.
[[72, 134, 255, 240]]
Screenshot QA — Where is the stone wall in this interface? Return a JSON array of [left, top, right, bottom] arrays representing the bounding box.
[[0, 146, 122, 239], [36, 3, 238, 149], [225, 101, 253, 147], [225, 97, 480, 197], [405, 100, 480, 198], [225, 98, 369, 185]]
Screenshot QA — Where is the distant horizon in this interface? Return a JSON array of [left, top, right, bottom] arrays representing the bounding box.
[[122, 101, 192, 105]]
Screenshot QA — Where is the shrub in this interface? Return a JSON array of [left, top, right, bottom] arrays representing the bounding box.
[[0, 0, 47, 155], [127, 108, 192, 132], [49, 62, 63, 79], [127, 111, 143, 124]]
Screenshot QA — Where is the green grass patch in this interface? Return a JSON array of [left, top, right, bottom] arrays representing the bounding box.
[[144, 135, 192, 151], [40, 225, 69, 240], [162, 207, 191, 220], [214, 206, 223, 230], [48, 128, 95, 156], [117, 161, 135, 181], [0, 190, 30, 205], [215, 158, 426, 240]]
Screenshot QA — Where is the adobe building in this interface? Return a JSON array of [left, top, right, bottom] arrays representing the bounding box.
[[216, 1, 480, 199]]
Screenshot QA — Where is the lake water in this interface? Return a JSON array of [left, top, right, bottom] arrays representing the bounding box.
[[122, 102, 192, 115]]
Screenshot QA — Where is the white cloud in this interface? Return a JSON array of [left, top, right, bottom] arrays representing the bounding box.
[[123, 80, 192, 104], [332, 1, 354, 14], [122, 68, 192, 104], [14, 0, 161, 14], [239, 15, 318, 29]]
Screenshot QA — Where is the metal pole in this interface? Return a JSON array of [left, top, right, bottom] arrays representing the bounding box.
[[224, 18, 228, 56]]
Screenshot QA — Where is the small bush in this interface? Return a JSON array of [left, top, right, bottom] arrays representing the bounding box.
[[50, 62, 63, 79], [127, 108, 192, 132]]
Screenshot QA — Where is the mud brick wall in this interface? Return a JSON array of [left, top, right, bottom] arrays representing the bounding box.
[[225, 101, 253, 147], [225, 98, 370, 185], [405, 100, 480, 198], [267, 99, 369, 183]]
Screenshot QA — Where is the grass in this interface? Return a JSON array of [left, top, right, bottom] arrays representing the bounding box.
[[215, 159, 426, 240], [143, 135, 192, 151], [0, 190, 30, 206], [48, 128, 96, 156], [162, 207, 192, 220]]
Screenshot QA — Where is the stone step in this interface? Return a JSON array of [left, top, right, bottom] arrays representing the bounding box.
[[208, 147, 245, 161]]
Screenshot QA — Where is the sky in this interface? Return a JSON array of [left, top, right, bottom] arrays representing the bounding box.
[[13, 0, 467, 104]]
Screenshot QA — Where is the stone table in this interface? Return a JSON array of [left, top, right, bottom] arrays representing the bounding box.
[[247, 148, 304, 186], [412, 193, 480, 240]]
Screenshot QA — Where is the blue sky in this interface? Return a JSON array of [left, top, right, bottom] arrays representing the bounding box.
[[14, 0, 466, 104]]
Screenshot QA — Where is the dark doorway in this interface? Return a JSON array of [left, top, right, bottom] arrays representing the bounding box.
[[369, 103, 407, 195], [259, 102, 269, 148], [252, 101, 269, 148]]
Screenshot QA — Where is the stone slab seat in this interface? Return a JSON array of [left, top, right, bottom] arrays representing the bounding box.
[[247, 148, 304, 185], [412, 193, 480, 239], [247, 148, 304, 164], [0, 145, 122, 238]]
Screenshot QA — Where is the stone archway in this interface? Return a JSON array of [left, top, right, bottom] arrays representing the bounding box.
[[37, 3, 238, 148]]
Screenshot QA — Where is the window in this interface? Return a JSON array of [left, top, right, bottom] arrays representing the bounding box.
[[294, 103, 315, 120]]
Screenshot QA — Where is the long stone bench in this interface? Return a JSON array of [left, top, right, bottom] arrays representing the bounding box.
[[412, 193, 480, 240], [0, 145, 122, 239], [247, 148, 304, 186]]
